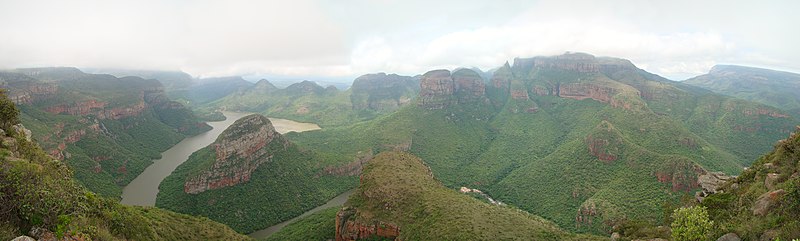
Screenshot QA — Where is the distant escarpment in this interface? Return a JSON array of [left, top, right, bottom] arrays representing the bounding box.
[[157, 113, 356, 233], [0, 67, 210, 197], [350, 73, 419, 112], [184, 114, 288, 194], [294, 52, 797, 237], [335, 151, 604, 241]]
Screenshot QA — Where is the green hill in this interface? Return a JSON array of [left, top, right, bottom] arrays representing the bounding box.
[[206, 73, 418, 127], [336, 151, 606, 240], [156, 114, 356, 233], [684, 65, 800, 118], [286, 53, 796, 235], [0, 91, 249, 241], [0, 68, 211, 197]]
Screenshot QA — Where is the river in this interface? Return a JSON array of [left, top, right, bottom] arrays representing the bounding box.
[[248, 189, 355, 239], [120, 111, 321, 206]]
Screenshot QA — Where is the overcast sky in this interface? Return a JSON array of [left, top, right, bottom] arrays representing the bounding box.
[[0, 0, 797, 82]]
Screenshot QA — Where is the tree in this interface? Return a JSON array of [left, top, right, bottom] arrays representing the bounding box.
[[671, 206, 714, 241], [0, 89, 21, 132]]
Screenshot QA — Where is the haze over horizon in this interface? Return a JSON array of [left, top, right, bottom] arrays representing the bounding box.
[[1, 0, 798, 82]]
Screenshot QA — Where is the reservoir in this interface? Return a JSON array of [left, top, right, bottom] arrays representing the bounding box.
[[120, 111, 320, 206]]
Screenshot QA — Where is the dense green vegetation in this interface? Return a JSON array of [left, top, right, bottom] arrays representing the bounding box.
[[0, 95, 249, 241], [263, 206, 339, 241], [286, 53, 796, 235], [342, 151, 606, 240], [670, 206, 714, 241], [698, 126, 800, 240], [2, 68, 211, 197], [156, 115, 356, 233], [685, 65, 800, 118]]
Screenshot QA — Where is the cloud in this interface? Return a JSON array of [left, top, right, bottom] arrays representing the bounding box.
[[351, 19, 737, 79], [0, 0, 798, 81]]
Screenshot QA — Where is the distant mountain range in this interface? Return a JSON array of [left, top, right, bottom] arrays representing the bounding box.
[[684, 65, 800, 118]]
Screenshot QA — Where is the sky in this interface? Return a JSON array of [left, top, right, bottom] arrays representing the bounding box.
[[0, 0, 798, 82]]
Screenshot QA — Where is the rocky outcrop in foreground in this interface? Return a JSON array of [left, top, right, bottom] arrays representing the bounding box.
[[184, 114, 288, 194]]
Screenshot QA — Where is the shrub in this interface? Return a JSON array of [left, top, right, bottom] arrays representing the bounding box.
[[671, 206, 714, 241]]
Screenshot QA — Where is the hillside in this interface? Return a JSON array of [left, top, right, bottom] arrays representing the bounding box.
[[699, 126, 800, 240], [0, 92, 249, 241], [685, 65, 800, 118], [207, 73, 419, 127], [287, 53, 797, 234], [0, 68, 211, 197], [336, 151, 606, 240], [156, 114, 357, 233]]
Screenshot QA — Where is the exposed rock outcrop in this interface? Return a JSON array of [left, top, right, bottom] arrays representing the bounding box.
[[585, 121, 623, 163], [695, 171, 733, 202], [490, 62, 512, 90], [452, 69, 487, 103], [7, 82, 58, 105], [335, 207, 400, 241], [752, 189, 786, 216], [418, 69, 488, 109], [418, 69, 455, 109], [183, 114, 288, 194], [716, 233, 741, 241]]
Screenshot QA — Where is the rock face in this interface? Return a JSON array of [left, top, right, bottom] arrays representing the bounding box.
[[452, 69, 486, 103], [558, 83, 617, 103], [335, 207, 400, 241], [695, 171, 733, 202], [184, 114, 288, 194], [418, 69, 488, 109], [350, 73, 418, 112], [418, 69, 456, 109], [585, 121, 622, 163], [490, 62, 512, 90], [716, 233, 741, 241], [752, 189, 786, 216]]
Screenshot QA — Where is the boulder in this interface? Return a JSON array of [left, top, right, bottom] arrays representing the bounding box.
[[752, 189, 786, 216], [12, 124, 31, 141], [11, 236, 36, 241], [765, 173, 779, 190], [610, 232, 621, 241], [716, 233, 741, 241], [696, 171, 733, 202]]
